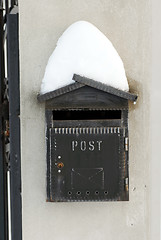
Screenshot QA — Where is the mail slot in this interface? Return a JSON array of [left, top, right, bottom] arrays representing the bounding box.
[[37, 74, 137, 202]]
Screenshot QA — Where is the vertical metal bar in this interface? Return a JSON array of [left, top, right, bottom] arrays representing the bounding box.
[[10, 0, 15, 8], [7, 11, 22, 240], [5, 0, 8, 13], [0, 2, 7, 240]]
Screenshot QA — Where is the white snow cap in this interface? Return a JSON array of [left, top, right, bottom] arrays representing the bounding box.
[[40, 21, 129, 94]]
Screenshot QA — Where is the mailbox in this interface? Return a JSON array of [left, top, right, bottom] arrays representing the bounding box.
[[37, 74, 137, 202]]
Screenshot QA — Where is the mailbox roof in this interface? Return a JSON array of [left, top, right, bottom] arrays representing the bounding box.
[[37, 74, 138, 103]]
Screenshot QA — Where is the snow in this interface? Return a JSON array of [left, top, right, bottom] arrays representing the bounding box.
[[40, 21, 129, 94]]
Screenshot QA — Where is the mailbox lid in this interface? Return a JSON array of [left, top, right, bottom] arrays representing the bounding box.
[[45, 86, 129, 110]]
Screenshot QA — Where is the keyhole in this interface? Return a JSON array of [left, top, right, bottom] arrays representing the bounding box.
[[57, 162, 64, 169]]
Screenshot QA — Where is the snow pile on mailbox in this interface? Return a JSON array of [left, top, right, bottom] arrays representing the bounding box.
[[40, 21, 129, 94]]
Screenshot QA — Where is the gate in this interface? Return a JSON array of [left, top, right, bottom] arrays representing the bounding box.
[[0, 1, 21, 239]]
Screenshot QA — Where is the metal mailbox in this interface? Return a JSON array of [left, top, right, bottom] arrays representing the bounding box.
[[37, 74, 137, 202]]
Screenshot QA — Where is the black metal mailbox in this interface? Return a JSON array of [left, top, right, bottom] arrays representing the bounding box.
[[38, 74, 137, 202]]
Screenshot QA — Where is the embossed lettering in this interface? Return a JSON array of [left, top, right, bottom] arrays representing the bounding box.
[[97, 141, 103, 151], [80, 141, 86, 151], [71, 140, 103, 152], [72, 141, 78, 151], [89, 141, 95, 151]]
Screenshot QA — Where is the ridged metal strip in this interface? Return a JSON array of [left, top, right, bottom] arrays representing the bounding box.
[[53, 127, 121, 135]]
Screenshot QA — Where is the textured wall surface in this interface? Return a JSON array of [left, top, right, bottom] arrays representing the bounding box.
[[19, 1, 155, 239], [151, 0, 161, 238]]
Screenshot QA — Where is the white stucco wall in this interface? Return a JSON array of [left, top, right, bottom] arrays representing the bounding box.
[[151, 0, 161, 238], [19, 1, 159, 239]]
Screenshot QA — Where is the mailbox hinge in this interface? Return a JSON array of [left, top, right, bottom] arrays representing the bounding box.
[[125, 137, 129, 151], [125, 177, 129, 192]]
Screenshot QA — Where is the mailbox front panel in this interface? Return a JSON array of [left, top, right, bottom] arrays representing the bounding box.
[[48, 127, 125, 202]]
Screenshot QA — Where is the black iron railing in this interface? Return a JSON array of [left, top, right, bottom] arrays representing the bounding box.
[[0, 1, 9, 239], [0, 1, 21, 240]]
